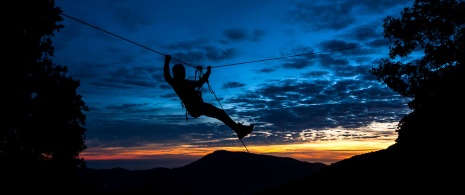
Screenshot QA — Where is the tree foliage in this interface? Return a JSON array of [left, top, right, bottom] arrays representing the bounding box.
[[2, 0, 89, 190], [370, 0, 464, 148]]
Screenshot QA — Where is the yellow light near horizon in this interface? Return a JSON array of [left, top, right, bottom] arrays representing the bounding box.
[[81, 138, 395, 164], [81, 122, 398, 164]]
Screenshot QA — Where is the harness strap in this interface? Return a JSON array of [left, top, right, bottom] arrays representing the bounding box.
[[185, 110, 188, 121], [180, 66, 206, 121], [181, 102, 188, 121]]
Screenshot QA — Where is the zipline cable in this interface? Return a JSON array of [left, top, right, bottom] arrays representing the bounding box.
[[60, 13, 393, 69], [60, 13, 195, 68], [211, 41, 392, 68]]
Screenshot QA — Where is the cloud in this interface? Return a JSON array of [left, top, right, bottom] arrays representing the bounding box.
[[160, 93, 178, 99], [286, 2, 356, 31], [106, 103, 150, 111], [223, 28, 248, 41], [285, 0, 407, 31], [163, 39, 238, 63], [317, 53, 350, 67], [258, 67, 276, 73], [203, 46, 237, 61], [251, 30, 266, 41], [222, 81, 246, 89], [301, 70, 331, 78], [222, 28, 266, 42], [222, 76, 409, 132], [346, 25, 383, 41], [279, 45, 318, 69], [93, 66, 157, 89], [317, 40, 369, 56], [164, 39, 209, 51], [331, 64, 375, 78], [282, 57, 316, 69]]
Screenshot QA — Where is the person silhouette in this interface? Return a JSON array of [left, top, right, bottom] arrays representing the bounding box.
[[163, 55, 254, 140]]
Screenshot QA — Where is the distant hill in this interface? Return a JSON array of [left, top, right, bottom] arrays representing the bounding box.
[[78, 150, 327, 194], [257, 143, 457, 194]]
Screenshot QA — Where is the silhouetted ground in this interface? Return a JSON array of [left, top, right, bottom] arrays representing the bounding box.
[[257, 143, 458, 194], [77, 150, 326, 194]]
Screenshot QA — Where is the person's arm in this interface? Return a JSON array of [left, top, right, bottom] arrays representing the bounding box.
[[164, 55, 173, 83], [197, 66, 211, 86]]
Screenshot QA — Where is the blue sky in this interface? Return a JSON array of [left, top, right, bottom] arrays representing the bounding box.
[[51, 0, 414, 170]]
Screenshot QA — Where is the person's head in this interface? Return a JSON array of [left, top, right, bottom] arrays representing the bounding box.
[[172, 63, 186, 80]]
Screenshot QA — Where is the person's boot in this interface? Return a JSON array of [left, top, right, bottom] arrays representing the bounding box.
[[235, 122, 254, 140]]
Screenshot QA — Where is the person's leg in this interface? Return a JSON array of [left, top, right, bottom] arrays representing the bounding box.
[[201, 102, 254, 140], [201, 102, 238, 130]]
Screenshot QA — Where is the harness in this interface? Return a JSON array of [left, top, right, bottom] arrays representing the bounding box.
[[182, 66, 205, 121]]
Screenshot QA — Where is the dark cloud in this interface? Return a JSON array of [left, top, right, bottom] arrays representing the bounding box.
[[282, 57, 315, 69], [317, 40, 361, 55], [346, 25, 383, 41], [280, 46, 318, 69], [85, 119, 195, 147], [258, 67, 276, 73], [67, 61, 110, 80], [106, 103, 150, 111], [313, 40, 382, 67], [301, 70, 331, 78], [331, 64, 376, 79], [163, 39, 238, 63], [223, 28, 248, 41], [203, 46, 237, 61], [158, 84, 172, 90], [98, 66, 157, 88], [164, 39, 209, 51], [349, 0, 409, 14], [160, 93, 177, 99], [172, 51, 206, 64], [366, 38, 393, 49], [251, 30, 266, 41], [286, 0, 408, 31], [222, 28, 266, 42], [114, 7, 154, 31], [286, 2, 355, 31], [222, 81, 246, 89], [317, 53, 350, 67]]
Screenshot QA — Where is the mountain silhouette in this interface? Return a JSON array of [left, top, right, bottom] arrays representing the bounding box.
[[257, 143, 457, 194], [78, 150, 327, 194]]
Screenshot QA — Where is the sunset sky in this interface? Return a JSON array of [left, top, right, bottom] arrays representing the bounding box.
[[51, 0, 414, 170]]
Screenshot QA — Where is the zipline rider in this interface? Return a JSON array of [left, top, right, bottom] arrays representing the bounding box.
[[163, 55, 254, 140]]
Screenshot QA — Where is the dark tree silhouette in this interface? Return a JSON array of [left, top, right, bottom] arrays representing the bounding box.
[[2, 0, 88, 191], [370, 0, 464, 151]]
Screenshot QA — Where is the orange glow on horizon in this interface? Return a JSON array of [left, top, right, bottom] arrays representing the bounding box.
[[81, 122, 399, 165], [81, 138, 396, 165]]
